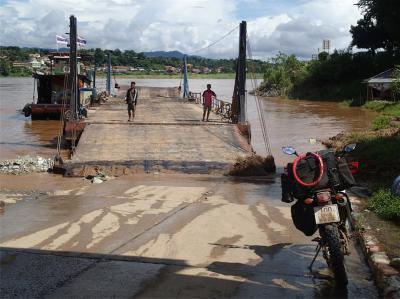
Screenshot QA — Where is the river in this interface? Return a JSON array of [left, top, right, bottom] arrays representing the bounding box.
[[0, 77, 376, 165]]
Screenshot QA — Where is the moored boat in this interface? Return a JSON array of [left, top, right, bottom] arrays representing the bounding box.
[[23, 52, 93, 120]]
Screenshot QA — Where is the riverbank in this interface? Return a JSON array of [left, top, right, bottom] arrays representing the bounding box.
[[1, 73, 264, 79], [323, 101, 399, 269], [323, 100, 400, 297], [97, 72, 264, 79]]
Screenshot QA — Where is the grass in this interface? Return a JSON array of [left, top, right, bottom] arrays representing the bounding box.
[[368, 188, 400, 221], [372, 115, 393, 130], [363, 101, 400, 130], [339, 99, 356, 107], [324, 128, 400, 188]]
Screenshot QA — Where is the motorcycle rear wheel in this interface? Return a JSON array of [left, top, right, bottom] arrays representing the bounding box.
[[321, 224, 348, 287]]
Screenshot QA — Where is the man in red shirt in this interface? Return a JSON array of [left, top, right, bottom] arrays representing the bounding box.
[[202, 84, 216, 121]]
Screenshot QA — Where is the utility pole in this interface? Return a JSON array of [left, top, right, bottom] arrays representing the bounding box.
[[107, 52, 111, 95], [183, 55, 189, 98], [69, 15, 78, 120], [232, 21, 247, 123]]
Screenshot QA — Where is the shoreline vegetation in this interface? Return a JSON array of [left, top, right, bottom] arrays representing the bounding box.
[[323, 100, 400, 222], [98, 72, 264, 79], [256, 52, 400, 103], [0, 72, 264, 80]]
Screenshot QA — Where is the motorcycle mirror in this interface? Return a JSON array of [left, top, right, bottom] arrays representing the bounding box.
[[344, 143, 357, 153], [282, 146, 297, 156]]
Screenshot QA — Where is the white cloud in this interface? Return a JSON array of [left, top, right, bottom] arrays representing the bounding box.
[[0, 0, 362, 59]]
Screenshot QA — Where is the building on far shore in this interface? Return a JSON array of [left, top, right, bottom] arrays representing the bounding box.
[[363, 68, 399, 102]]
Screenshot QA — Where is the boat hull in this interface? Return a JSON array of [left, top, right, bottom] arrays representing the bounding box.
[[31, 104, 69, 120]]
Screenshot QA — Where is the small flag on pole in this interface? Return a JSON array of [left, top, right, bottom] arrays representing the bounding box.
[[56, 35, 68, 45], [77, 36, 87, 47]]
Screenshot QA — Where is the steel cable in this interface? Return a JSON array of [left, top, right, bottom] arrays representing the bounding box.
[[246, 36, 272, 155]]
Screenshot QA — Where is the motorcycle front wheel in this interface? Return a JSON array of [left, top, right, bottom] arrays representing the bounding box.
[[320, 224, 348, 287]]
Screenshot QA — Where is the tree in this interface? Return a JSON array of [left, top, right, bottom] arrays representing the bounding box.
[[94, 48, 105, 66], [351, 0, 400, 53], [392, 66, 400, 100], [0, 59, 10, 76]]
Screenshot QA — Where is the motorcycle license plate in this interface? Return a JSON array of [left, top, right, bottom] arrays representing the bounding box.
[[314, 204, 340, 224]]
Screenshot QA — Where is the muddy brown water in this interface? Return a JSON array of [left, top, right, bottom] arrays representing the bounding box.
[[0, 77, 376, 165]]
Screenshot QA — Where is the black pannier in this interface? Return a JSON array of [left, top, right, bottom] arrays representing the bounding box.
[[316, 150, 340, 189], [281, 173, 294, 203], [286, 162, 309, 200], [281, 150, 356, 202], [291, 200, 318, 236], [338, 157, 355, 188], [317, 150, 355, 190]]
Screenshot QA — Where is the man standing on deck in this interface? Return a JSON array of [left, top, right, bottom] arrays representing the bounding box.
[[202, 84, 216, 122], [126, 81, 138, 121]]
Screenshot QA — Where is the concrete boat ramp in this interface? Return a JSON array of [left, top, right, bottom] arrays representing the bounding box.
[[0, 86, 378, 298], [65, 87, 251, 176]]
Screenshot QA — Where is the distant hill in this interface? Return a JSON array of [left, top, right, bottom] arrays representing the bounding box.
[[143, 51, 186, 59]]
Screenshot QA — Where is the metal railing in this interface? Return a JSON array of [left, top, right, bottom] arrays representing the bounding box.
[[188, 92, 201, 104], [188, 91, 232, 121], [211, 97, 232, 120]]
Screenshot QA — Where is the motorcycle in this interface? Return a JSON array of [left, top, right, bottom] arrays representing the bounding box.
[[281, 144, 357, 287]]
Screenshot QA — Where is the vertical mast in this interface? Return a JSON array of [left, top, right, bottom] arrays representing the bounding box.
[[232, 21, 247, 123], [238, 21, 247, 123], [183, 55, 189, 98], [69, 15, 78, 120], [107, 52, 111, 95]]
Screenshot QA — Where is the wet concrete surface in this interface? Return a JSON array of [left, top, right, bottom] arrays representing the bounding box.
[[0, 78, 379, 297], [66, 90, 250, 176], [0, 175, 378, 298]]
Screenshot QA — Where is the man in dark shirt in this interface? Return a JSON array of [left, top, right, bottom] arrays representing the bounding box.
[[202, 84, 216, 121], [125, 81, 138, 121]]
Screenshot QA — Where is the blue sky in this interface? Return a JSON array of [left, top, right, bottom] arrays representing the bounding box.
[[0, 0, 362, 60]]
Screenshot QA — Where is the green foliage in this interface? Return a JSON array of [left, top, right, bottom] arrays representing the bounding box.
[[368, 188, 400, 221], [86, 47, 258, 72], [363, 100, 391, 111], [0, 59, 10, 76], [318, 51, 329, 61], [0, 46, 269, 77], [372, 115, 393, 130], [339, 100, 354, 107], [347, 132, 400, 187], [364, 101, 400, 129], [258, 53, 306, 97], [351, 0, 400, 52], [260, 49, 400, 101], [392, 66, 400, 100]]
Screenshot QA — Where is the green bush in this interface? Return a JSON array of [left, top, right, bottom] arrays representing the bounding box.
[[364, 101, 400, 113], [339, 99, 355, 107], [368, 189, 400, 221], [364, 100, 390, 112], [372, 115, 393, 130]]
